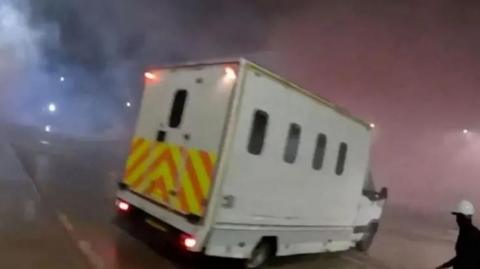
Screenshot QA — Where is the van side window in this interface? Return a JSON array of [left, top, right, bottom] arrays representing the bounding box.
[[247, 110, 268, 155], [169, 89, 188, 128], [336, 142, 348, 175], [312, 134, 327, 170], [284, 123, 301, 163]]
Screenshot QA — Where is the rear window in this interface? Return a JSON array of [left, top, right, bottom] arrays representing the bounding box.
[[247, 110, 269, 155], [169, 89, 188, 128], [284, 123, 301, 164]]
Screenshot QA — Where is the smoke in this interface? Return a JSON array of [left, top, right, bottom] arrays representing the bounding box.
[[0, 0, 71, 135], [0, 0, 270, 139], [10, 0, 474, 213], [0, 0, 54, 118], [259, 0, 480, 214], [0, 2, 35, 70]]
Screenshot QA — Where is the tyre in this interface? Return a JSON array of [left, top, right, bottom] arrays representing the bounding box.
[[245, 240, 273, 269], [356, 222, 379, 252]]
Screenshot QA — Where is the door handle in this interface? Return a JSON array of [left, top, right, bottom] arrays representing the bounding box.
[[157, 130, 167, 142]]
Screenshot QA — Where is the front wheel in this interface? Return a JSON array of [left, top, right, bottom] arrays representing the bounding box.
[[245, 241, 273, 269], [356, 222, 379, 252]]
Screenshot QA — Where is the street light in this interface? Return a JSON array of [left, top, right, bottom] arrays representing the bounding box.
[[370, 123, 376, 129], [45, 125, 51, 133], [126, 102, 132, 108], [463, 129, 469, 134], [59, 76, 65, 82], [48, 103, 56, 113]]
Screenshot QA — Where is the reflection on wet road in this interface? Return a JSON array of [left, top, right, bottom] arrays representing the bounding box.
[[0, 128, 454, 269]]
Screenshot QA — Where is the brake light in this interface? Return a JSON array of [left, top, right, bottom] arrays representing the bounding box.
[[116, 200, 130, 212], [182, 235, 197, 249]]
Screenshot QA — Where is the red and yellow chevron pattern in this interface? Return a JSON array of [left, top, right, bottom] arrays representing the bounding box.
[[123, 137, 217, 216]]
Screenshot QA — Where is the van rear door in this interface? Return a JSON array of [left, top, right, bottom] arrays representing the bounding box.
[[123, 63, 237, 219]]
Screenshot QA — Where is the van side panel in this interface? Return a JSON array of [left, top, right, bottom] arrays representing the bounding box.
[[122, 64, 236, 218], [216, 67, 371, 227]]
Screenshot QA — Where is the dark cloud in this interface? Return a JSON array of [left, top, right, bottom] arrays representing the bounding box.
[[30, 0, 271, 68]]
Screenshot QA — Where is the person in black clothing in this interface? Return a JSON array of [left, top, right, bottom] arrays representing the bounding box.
[[437, 200, 480, 269]]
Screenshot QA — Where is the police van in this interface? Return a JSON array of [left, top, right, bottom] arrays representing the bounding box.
[[116, 59, 387, 268]]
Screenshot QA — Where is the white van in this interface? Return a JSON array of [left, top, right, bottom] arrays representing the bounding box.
[[116, 59, 387, 268]]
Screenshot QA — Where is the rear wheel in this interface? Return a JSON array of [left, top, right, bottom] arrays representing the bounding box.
[[356, 222, 379, 252], [245, 240, 273, 269]]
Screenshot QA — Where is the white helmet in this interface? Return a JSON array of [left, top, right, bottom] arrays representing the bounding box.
[[452, 200, 475, 216]]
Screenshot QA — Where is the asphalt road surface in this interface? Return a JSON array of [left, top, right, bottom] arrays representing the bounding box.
[[0, 128, 457, 269]]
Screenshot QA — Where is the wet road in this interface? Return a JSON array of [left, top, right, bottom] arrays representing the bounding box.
[[0, 127, 455, 269]]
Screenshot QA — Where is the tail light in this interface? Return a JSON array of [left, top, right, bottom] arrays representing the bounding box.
[[181, 234, 197, 249], [116, 199, 130, 212]]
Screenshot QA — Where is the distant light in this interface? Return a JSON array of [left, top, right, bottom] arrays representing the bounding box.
[[370, 123, 376, 128], [224, 67, 237, 81], [183, 236, 197, 249], [40, 140, 50, 145], [463, 129, 469, 134], [44, 125, 51, 133], [59, 76, 65, 82], [126, 102, 132, 108], [144, 72, 156, 80], [48, 103, 57, 113]]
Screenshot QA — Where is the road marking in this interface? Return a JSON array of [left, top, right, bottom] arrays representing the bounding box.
[[341, 254, 365, 265], [57, 212, 106, 269], [78, 240, 106, 269], [58, 213, 74, 232], [24, 200, 36, 221], [14, 148, 108, 269], [343, 252, 392, 269]]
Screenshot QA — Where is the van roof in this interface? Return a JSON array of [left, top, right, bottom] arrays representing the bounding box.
[[147, 58, 372, 129]]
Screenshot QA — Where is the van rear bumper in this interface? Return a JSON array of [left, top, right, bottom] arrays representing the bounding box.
[[114, 199, 199, 252], [116, 189, 205, 251], [117, 189, 199, 233]]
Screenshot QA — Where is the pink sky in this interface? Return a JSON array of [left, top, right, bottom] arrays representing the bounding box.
[[263, 1, 480, 213]]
